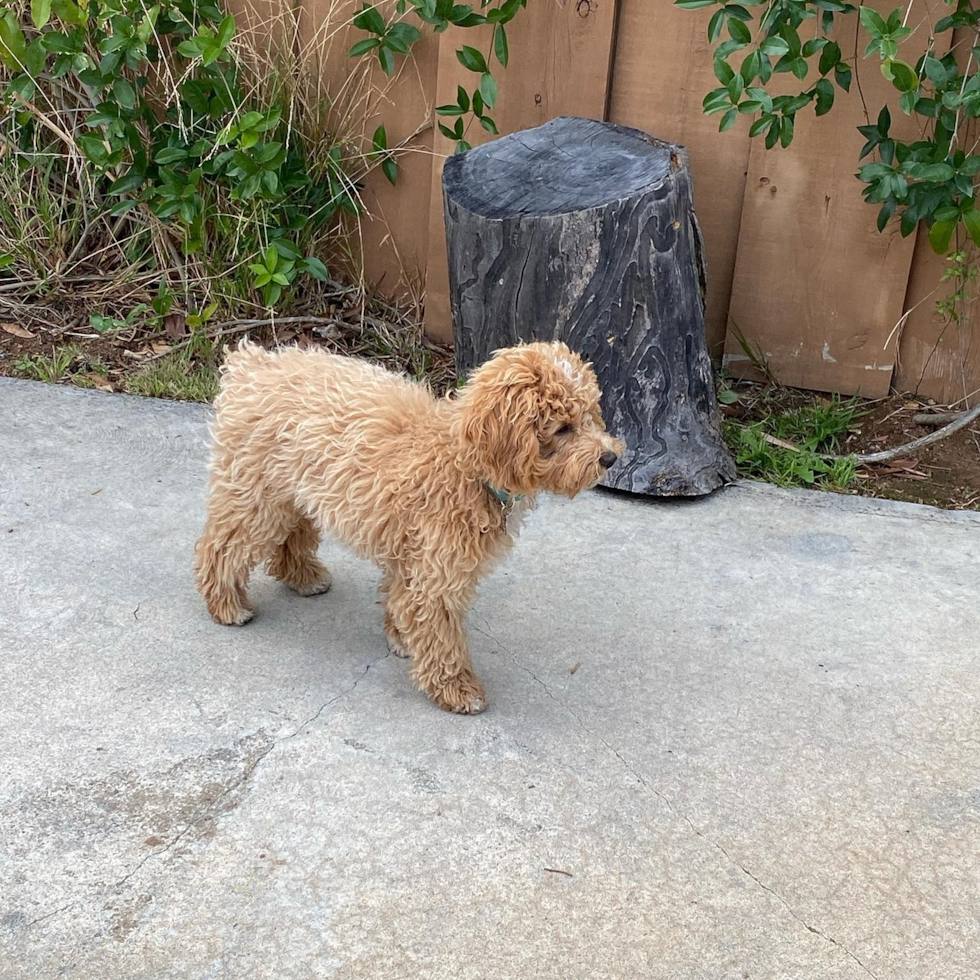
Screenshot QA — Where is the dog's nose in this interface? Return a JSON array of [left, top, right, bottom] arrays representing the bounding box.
[[599, 450, 618, 469]]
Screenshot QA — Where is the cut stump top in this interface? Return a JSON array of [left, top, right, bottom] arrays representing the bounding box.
[[442, 116, 681, 219]]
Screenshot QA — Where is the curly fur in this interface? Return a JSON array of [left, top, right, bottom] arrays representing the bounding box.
[[194, 340, 623, 714]]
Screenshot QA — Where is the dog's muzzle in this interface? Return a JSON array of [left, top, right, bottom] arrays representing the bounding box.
[[599, 451, 618, 469]]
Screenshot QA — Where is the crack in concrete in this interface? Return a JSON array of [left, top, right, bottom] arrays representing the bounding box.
[[476, 620, 879, 980], [28, 902, 76, 928], [29, 651, 391, 930]]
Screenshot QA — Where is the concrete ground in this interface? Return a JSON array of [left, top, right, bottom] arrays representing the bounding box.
[[1, 378, 978, 980]]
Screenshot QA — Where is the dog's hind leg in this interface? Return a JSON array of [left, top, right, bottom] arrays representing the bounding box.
[[380, 567, 410, 659], [195, 492, 291, 626], [266, 513, 332, 596]]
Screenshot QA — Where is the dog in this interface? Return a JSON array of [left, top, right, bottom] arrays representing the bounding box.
[[194, 340, 624, 714]]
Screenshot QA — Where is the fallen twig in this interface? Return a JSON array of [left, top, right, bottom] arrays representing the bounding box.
[[911, 411, 964, 426], [837, 402, 980, 464]]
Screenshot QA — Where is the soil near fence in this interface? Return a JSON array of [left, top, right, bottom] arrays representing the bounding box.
[[723, 383, 980, 511], [2, 327, 977, 512]]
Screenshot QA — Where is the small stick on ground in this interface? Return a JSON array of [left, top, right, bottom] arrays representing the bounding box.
[[839, 403, 980, 464], [912, 411, 964, 426]]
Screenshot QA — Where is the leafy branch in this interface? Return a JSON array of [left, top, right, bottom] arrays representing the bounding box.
[[349, 0, 526, 154]]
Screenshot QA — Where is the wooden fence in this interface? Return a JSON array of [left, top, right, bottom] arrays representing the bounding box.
[[235, 0, 980, 405]]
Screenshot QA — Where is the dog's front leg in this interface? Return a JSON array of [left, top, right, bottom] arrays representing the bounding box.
[[394, 590, 486, 715]]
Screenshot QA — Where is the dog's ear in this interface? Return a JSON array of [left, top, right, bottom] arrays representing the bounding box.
[[458, 350, 546, 492]]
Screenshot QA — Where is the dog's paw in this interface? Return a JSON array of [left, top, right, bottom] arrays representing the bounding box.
[[293, 573, 332, 597], [385, 633, 411, 659], [431, 673, 488, 715], [453, 695, 487, 715], [213, 606, 254, 627]]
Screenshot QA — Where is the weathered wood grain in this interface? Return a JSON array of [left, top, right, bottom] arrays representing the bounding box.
[[443, 116, 735, 496]]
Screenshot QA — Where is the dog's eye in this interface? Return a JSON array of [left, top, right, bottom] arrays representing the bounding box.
[[556, 424, 573, 436]]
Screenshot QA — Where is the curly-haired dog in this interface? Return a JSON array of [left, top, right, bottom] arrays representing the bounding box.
[[194, 340, 624, 714]]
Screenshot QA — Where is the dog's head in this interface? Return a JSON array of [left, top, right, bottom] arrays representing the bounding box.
[[457, 342, 625, 498]]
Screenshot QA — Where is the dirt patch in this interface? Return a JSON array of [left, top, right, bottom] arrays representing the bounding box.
[[724, 381, 980, 511], [0, 310, 455, 398]]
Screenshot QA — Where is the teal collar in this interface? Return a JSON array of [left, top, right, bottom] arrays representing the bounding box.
[[484, 481, 523, 506]]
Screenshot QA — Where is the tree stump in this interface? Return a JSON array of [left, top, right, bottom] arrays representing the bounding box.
[[442, 115, 735, 496]]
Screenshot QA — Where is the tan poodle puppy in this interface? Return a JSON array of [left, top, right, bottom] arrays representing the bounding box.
[[194, 340, 623, 714]]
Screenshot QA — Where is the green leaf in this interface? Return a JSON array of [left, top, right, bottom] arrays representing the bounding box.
[[819, 40, 841, 75], [382, 156, 398, 184], [378, 44, 395, 74], [835, 62, 852, 92], [815, 77, 834, 115], [907, 162, 954, 181], [962, 207, 980, 246], [77, 132, 110, 167], [265, 245, 278, 272], [802, 37, 827, 58], [728, 17, 751, 43], [714, 58, 735, 85], [31, 0, 52, 29], [740, 50, 760, 84], [303, 256, 330, 280], [385, 22, 422, 53], [113, 77, 137, 111], [719, 107, 738, 132], [885, 58, 918, 93], [717, 388, 739, 405], [155, 146, 189, 164], [877, 105, 891, 135], [673, 0, 717, 7], [859, 5, 887, 38], [457, 85, 470, 111], [348, 37, 379, 57], [108, 172, 145, 195], [25, 38, 45, 77], [217, 14, 236, 48], [457, 45, 487, 72], [929, 218, 956, 254], [779, 114, 794, 147], [494, 24, 508, 67], [0, 12, 28, 71], [372, 123, 387, 151], [479, 71, 497, 108], [353, 4, 386, 34], [708, 8, 725, 42], [760, 36, 789, 57], [438, 122, 458, 140], [436, 104, 465, 116], [779, 24, 802, 57], [51, 0, 86, 25], [479, 114, 498, 134], [748, 114, 773, 137], [922, 54, 946, 85]]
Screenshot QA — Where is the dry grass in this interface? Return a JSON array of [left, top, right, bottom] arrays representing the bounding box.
[[0, 0, 435, 347]]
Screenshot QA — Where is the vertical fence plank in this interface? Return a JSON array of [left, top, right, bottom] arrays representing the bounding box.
[[896, 29, 980, 407], [298, 0, 437, 300], [607, 0, 751, 355], [724, 5, 934, 397], [422, 0, 619, 343], [896, 234, 980, 405]]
